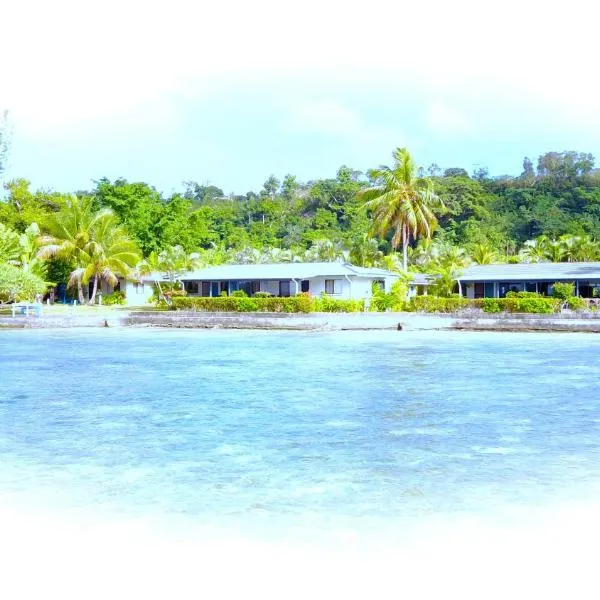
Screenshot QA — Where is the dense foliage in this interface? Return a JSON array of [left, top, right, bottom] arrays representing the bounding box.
[[3, 147, 600, 307], [0, 263, 46, 303]]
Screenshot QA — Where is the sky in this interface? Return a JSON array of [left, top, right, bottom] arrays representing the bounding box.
[[2, 0, 600, 196]]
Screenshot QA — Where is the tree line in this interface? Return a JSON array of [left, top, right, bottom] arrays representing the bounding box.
[[2, 146, 600, 302]]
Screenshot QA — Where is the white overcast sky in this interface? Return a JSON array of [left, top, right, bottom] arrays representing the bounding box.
[[2, 0, 599, 194]]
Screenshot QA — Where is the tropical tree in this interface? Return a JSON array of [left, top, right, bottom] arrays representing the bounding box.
[[0, 263, 46, 303], [347, 234, 383, 267], [136, 245, 200, 304], [38, 196, 108, 303], [359, 147, 444, 271], [0, 222, 21, 263], [303, 238, 346, 262], [469, 243, 497, 265], [79, 213, 141, 304]]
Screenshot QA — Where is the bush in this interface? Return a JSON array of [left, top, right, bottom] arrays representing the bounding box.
[[314, 294, 364, 313], [475, 297, 559, 314], [101, 290, 126, 306], [231, 290, 248, 298], [253, 291, 273, 298], [505, 291, 543, 298], [552, 282, 575, 301], [172, 295, 314, 313], [567, 296, 587, 311], [0, 263, 47, 303], [405, 295, 471, 313], [370, 279, 408, 312]]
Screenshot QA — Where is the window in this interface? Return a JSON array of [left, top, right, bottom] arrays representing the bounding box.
[[325, 279, 341, 294], [279, 281, 291, 297], [201, 282, 211, 297], [134, 282, 145, 294], [301, 280, 310, 293], [484, 283, 495, 298], [184, 281, 198, 294]]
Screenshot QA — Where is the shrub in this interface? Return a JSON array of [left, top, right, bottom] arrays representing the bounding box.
[[370, 279, 409, 312], [102, 290, 126, 306], [505, 291, 543, 298], [475, 297, 559, 314], [567, 296, 587, 311], [314, 294, 364, 312], [231, 290, 248, 298], [0, 263, 47, 303], [405, 295, 471, 313], [253, 291, 273, 298], [552, 282, 575, 301], [172, 295, 315, 313]]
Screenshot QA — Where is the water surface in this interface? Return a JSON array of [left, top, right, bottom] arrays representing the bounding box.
[[1, 329, 600, 598]]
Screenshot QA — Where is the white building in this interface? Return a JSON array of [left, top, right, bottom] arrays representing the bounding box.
[[116, 262, 432, 306], [178, 262, 400, 300], [459, 262, 600, 298]]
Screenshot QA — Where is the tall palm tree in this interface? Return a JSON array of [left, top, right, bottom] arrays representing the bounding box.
[[359, 148, 444, 271], [80, 213, 141, 305], [38, 196, 107, 303]]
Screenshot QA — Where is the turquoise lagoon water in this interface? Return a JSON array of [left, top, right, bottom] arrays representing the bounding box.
[[1, 329, 600, 598]]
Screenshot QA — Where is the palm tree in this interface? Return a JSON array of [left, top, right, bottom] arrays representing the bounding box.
[[558, 235, 600, 262], [359, 147, 444, 271], [347, 234, 383, 267], [136, 245, 200, 305], [303, 238, 346, 262], [0, 222, 21, 264], [38, 196, 107, 303], [469, 243, 497, 265], [519, 237, 550, 263], [80, 213, 141, 305]]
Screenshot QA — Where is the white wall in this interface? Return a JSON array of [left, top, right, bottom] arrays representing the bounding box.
[[122, 279, 155, 306]]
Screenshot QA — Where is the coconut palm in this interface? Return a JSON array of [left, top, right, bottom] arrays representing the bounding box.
[[559, 235, 600, 262], [80, 213, 141, 305], [303, 238, 346, 262], [136, 245, 200, 304], [519, 237, 549, 263], [469, 243, 497, 265], [359, 147, 444, 271], [38, 196, 108, 303], [347, 234, 383, 267]]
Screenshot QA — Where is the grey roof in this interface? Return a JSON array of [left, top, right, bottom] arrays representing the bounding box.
[[459, 262, 600, 282], [408, 272, 432, 286], [179, 262, 400, 281]]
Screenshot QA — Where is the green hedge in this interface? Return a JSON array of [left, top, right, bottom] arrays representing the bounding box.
[[475, 297, 560, 314], [172, 295, 314, 313], [404, 295, 471, 313], [314, 295, 364, 312]]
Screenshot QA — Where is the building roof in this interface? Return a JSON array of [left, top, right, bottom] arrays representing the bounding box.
[[179, 262, 400, 281], [459, 262, 600, 282], [408, 272, 432, 286]]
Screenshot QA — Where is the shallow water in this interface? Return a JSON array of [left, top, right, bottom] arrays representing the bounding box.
[[1, 329, 600, 598]]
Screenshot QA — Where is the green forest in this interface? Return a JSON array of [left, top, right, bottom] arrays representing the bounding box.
[[2, 137, 600, 303]]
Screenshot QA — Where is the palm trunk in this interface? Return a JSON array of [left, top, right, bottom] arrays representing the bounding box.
[[88, 274, 99, 305], [77, 280, 85, 305], [402, 225, 409, 272]]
